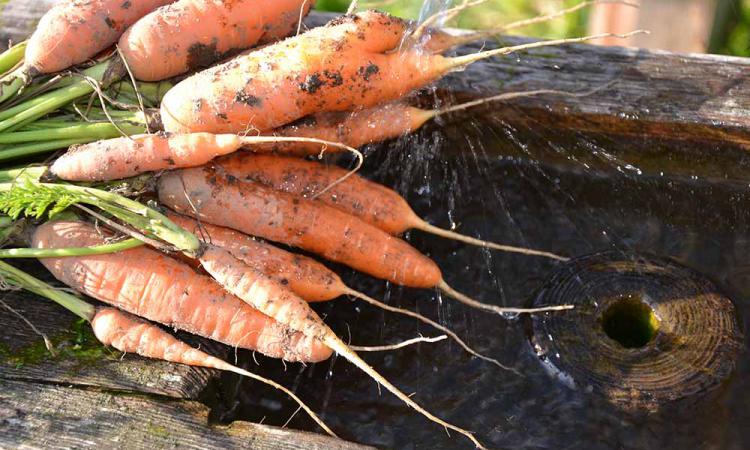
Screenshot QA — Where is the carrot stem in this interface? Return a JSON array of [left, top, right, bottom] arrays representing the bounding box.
[[0, 238, 143, 258], [0, 259, 95, 321], [0, 121, 146, 145], [0, 139, 92, 163], [438, 280, 574, 316], [0, 180, 200, 256], [0, 59, 126, 133], [0, 41, 27, 76]]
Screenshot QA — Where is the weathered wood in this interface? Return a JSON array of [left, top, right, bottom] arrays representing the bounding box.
[[0, 260, 218, 400], [0, 378, 371, 450]]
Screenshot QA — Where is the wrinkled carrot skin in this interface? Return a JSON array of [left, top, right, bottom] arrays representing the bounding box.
[[50, 132, 243, 182], [260, 103, 430, 155], [92, 307, 236, 369], [160, 11, 448, 134], [217, 153, 417, 235], [119, 0, 314, 81], [34, 221, 331, 362], [200, 245, 328, 340], [168, 213, 341, 302], [158, 166, 442, 288], [26, 0, 173, 74]]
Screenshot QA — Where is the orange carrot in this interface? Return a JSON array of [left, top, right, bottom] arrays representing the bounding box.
[[48, 132, 358, 182], [160, 10, 637, 134], [199, 244, 485, 449], [33, 220, 332, 362], [24, 0, 172, 75], [118, 0, 314, 81], [92, 306, 337, 436], [169, 212, 510, 368], [216, 153, 566, 260], [261, 90, 574, 155], [158, 166, 573, 316]]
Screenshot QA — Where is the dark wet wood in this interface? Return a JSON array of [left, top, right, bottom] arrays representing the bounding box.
[[0, 378, 371, 450]]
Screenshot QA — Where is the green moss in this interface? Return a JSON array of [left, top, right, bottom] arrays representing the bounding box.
[[0, 318, 117, 368], [146, 423, 170, 438]]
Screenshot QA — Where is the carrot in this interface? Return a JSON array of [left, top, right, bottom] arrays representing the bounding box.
[[158, 165, 573, 316], [199, 244, 486, 449], [91, 306, 337, 436], [48, 132, 359, 182], [33, 220, 332, 362], [168, 212, 510, 368], [159, 10, 640, 134], [118, 0, 315, 81], [0, 0, 172, 104], [261, 90, 576, 155], [215, 153, 566, 260]]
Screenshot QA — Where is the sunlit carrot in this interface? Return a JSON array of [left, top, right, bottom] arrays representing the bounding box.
[[33, 220, 332, 362], [200, 244, 485, 449], [49, 132, 359, 182], [160, 10, 640, 134], [169, 212, 510, 368], [158, 165, 573, 316], [215, 153, 566, 260], [118, 0, 315, 81]]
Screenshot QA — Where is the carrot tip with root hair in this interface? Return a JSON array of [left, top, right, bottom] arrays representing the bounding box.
[[438, 281, 574, 316]]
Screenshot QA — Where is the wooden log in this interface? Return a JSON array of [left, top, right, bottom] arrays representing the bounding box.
[[0, 260, 218, 400], [0, 378, 370, 449]]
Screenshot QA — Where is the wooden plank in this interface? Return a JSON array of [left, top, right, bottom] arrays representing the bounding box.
[[0, 261, 219, 399], [0, 378, 370, 450]]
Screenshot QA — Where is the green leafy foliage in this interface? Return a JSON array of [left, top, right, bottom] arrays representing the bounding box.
[[0, 181, 78, 220]]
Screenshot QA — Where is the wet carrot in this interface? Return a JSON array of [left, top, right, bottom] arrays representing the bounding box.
[[119, 0, 315, 81], [92, 306, 336, 436], [49, 132, 357, 182], [33, 220, 332, 362], [199, 245, 485, 449], [160, 10, 636, 134], [216, 153, 566, 260], [169, 212, 519, 369], [158, 166, 572, 316]]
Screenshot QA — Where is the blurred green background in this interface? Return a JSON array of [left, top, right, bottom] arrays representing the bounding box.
[[315, 0, 750, 57]]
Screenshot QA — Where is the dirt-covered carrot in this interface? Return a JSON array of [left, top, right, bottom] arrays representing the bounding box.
[[216, 153, 566, 260], [168, 212, 508, 368], [0, 259, 335, 436], [48, 133, 359, 182], [33, 220, 332, 362], [158, 166, 572, 316], [91, 307, 337, 436], [0, 0, 171, 103], [160, 10, 639, 134], [119, 0, 315, 81], [261, 90, 575, 155], [199, 244, 485, 449]]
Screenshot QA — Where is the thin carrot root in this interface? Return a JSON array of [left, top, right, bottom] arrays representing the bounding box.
[[417, 221, 569, 261], [324, 334, 486, 449], [438, 281, 574, 316], [447, 30, 649, 70], [91, 307, 336, 437], [343, 288, 519, 373], [350, 335, 447, 352], [447, 0, 640, 49], [199, 245, 485, 449]]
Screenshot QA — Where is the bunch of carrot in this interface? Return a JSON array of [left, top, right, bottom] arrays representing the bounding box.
[[0, 0, 641, 447]]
